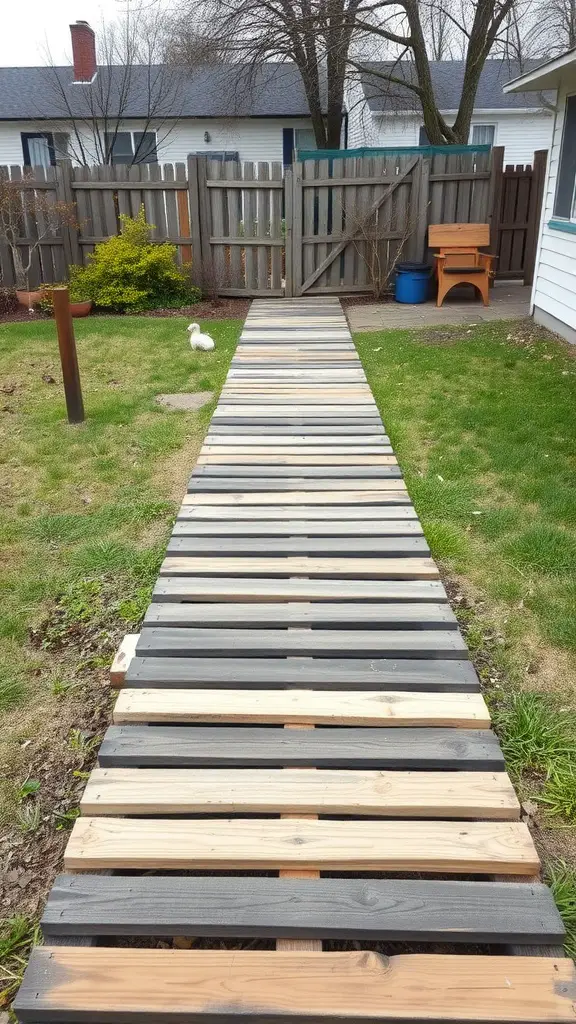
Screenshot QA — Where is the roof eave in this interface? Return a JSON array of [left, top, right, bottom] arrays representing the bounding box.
[[371, 106, 551, 116], [504, 49, 576, 92]]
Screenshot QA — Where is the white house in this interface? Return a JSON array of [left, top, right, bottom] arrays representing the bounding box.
[[346, 60, 554, 165], [0, 22, 319, 169], [504, 50, 576, 344]]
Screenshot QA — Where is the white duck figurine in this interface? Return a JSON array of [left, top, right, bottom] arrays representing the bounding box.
[[188, 322, 215, 351]]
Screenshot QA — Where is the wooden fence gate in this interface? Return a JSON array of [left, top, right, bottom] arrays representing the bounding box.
[[285, 149, 493, 296], [490, 148, 547, 285]]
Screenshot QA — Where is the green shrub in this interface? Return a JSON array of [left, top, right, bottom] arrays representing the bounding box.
[[66, 208, 201, 313]]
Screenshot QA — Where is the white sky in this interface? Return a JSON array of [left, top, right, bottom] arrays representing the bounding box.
[[0, 0, 126, 65]]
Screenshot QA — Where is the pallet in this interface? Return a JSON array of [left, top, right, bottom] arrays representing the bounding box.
[[15, 298, 570, 1024]]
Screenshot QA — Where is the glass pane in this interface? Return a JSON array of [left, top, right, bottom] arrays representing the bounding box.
[[28, 136, 51, 167], [555, 95, 576, 218], [471, 125, 495, 146], [295, 129, 317, 151], [134, 132, 158, 163], [419, 126, 430, 146], [106, 132, 133, 164]]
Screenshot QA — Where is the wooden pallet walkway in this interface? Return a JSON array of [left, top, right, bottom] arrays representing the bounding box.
[[15, 297, 573, 1023]]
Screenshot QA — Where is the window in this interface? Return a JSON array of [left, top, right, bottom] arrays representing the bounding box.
[[295, 128, 317, 153], [201, 151, 239, 161], [554, 94, 576, 220], [418, 126, 430, 146], [105, 130, 158, 165], [21, 132, 55, 167], [471, 124, 496, 147]]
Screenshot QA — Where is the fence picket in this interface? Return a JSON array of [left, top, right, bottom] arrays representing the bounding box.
[[257, 161, 270, 290], [270, 161, 283, 291]]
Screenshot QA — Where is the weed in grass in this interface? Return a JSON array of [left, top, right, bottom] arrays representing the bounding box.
[[0, 674, 25, 712], [538, 763, 576, 823], [67, 729, 100, 755], [0, 916, 41, 1009], [54, 806, 80, 830], [15, 800, 41, 833], [17, 778, 40, 800], [546, 861, 576, 959], [116, 585, 153, 626], [503, 524, 576, 577], [492, 691, 576, 779]]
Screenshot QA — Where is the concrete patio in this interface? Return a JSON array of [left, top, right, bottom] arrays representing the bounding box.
[[346, 282, 531, 333]]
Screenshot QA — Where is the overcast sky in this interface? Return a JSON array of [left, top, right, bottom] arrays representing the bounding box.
[[0, 0, 127, 65]]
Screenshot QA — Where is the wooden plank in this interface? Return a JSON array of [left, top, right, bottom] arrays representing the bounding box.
[[177, 504, 414, 520], [17, 947, 575, 1024], [202, 435, 390, 446], [124, 656, 479, 691], [113, 687, 489, 726], [165, 537, 428, 557], [206, 425, 386, 436], [256, 162, 270, 290], [153, 577, 446, 602], [196, 454, 396, 465], [81, 768, 515, 817], [159, 557, 439, 579], [171, 520, 423, 536], [189, 468, 401, 481], [182, 492, 412, 506], [64, 817, 536, 872], [144, 601, 452, 629], [225, 159, 242, 287], [98, 725, 501, 769], [209, 159, 226, 288], [109, 633, 139, 687], [244, 161, 257, 291], [41, 874, 564, 944]]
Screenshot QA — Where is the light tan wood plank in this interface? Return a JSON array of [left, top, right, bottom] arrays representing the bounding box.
[[81, 768, 519, 819], [65, 817, 539, 873], [197, 454, 397, 465], [113, 688, 488, 726], [159, 556, 439, 579], [182, 490, 410, 506], [19, 948, 576, 1023]]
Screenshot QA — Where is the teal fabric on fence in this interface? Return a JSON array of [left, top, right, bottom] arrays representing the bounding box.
[[296, 144, 491, 160]]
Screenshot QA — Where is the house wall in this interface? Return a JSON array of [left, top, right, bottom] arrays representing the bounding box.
[[344, 79, 378, 149], [370, 110, 553, 164], [0, 117, 315, 167], [532, 79, 576, 342]]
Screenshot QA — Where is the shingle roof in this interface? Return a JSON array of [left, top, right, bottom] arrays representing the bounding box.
[[0, 63, 315, 120], [361, 60, 553, 112]]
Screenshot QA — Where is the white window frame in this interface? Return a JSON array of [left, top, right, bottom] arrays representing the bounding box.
[[470, 123, 497, 147], [553, 92, 576, 223]]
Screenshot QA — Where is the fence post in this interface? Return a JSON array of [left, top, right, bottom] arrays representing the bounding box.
[[488, 145, 505, 257], [410, 155, 430, 262], [56, 161, 81, 269], [523, 149, 548, 287], [291, 161, 303, 296], [187, 155, 203, 286], [194, 154, 214, 292], [284, 167, 294, 297], [53, 286, 84, 424]]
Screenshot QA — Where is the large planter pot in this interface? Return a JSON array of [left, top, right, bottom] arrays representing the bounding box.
[[16, 288, 44, 308], [70, 300, 92, 318]]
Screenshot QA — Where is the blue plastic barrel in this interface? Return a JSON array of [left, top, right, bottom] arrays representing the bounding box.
[[394, 262, 431, 304]]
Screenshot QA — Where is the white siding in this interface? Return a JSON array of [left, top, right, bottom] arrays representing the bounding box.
[[368, 110, 553, 164], [532, 79, 576, 334], [344, 79, 378, 148], [0, 117, 315, 167]]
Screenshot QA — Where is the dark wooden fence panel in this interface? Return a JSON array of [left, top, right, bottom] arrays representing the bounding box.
[[492, 148, 547, 283]]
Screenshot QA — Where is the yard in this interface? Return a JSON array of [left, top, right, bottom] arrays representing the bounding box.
[[355, 316, 576, 952], [0, 315, 241, 1003]]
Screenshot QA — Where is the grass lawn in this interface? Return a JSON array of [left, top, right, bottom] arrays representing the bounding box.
[[0, 314, 240, 1002], [355, 317, 576, 952]]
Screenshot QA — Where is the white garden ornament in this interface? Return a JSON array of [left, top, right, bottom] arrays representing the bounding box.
[[188, 323, 215, 351]]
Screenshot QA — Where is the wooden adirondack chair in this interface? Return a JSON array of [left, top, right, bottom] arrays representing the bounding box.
[[429, 223, 497, 307]]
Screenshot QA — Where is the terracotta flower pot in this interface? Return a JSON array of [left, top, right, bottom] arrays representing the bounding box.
[[70, 300, 92, 318], [16, 288, 44, 308]]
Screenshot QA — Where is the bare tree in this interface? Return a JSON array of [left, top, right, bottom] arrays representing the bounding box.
[[521, 0, 576, 55], [164, 0, 363, 149], [350, 0, 525, 145], [0, 173, 76, 295], [39, 9, 182, 166]]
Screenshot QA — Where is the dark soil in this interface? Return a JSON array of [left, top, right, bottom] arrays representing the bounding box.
[[0, 295, 250, 325]]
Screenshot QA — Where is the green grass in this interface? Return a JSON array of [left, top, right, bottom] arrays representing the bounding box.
[[0, 917, 41, 1009], [355, 320, 576, 670], [0, 315, 240, 720], [546, 862, 576, 959]]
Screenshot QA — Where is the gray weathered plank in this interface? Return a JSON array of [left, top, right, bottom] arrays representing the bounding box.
[[166, 537, 428, 556], [152, 577, 447, 601], [143, 602, 456, 629]]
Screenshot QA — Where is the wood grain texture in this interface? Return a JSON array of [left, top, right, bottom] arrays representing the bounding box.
[[64, 817, 538, 872], [98, 725, 503, 769], [186, 479, 406, 492], [17, 948, 575, 1023], [152, 577, 447, 602], [178, 504, 417, 520], [171, 520, 424, 536], [112, 687, 490, 727], [182, 492, 411, 506], [124, 656, 480, 691], [143, 602, 455, 629], [165, 537, 430, 557], [41, 874, 565, 944], [81, 768, 518, 818], [135, 627, 465, 658], [159, 557, 439, 579]]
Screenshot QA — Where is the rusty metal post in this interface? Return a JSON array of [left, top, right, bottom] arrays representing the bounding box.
[[52, 286, 85, 424]]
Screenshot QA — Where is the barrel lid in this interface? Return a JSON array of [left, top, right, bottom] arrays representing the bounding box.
[[396, 262, 431, 272]]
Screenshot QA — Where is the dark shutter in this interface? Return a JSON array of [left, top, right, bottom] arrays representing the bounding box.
[[554, 93, 576, 218], [283, 128, 294, 167], [418, 126, 430, 146]]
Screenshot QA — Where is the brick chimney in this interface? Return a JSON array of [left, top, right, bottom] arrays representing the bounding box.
[[70, 21, 97, 83]]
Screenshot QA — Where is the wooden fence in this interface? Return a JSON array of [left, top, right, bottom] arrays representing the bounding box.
[[0, 147, 546, 295], [490, 148, 547, 285]]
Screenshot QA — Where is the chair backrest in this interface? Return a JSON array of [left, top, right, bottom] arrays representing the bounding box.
[[429, 223, 490, 249]]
